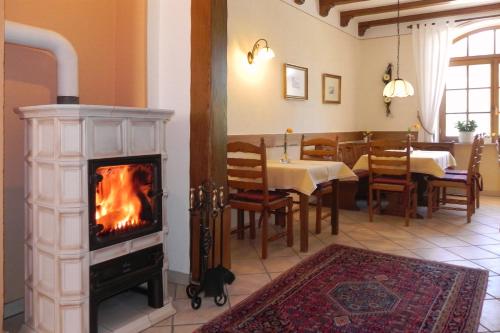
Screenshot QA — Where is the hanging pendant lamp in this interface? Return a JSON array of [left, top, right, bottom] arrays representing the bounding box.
[[383, 0, 414, 98]]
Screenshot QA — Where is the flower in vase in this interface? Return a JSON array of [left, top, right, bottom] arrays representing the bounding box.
[[281, 128, 294, 163]]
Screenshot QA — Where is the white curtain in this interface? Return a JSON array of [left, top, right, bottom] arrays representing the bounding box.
[[412, 23, 455, 142]]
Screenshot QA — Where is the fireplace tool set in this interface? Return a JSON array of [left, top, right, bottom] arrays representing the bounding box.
[[186, 182, 234, 309]]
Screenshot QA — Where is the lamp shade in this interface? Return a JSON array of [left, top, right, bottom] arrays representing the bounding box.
[[255, 47, 275, 63], [383, 78, 415, 98]]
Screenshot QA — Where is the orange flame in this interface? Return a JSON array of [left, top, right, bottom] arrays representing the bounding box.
[[95, 164, 153, 236]]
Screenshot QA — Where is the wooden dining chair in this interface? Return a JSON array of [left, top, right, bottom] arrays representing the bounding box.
[[368, 135, 417, 226], [444, 135, 484, 209], [227, 138, 293, 259], [300, 135, 338, 234], [427, 135, 480, 223]]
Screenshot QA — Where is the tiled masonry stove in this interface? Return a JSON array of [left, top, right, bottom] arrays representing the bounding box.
[[16, 105, 176, 333]]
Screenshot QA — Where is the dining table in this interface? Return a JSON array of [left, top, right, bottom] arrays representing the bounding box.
[[352, 149, 457, 214], [266, 160, 357, 252], [352, 150, 457, 178]]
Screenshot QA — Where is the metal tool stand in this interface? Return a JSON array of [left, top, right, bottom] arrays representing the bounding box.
[[186, 182, 228, 309]]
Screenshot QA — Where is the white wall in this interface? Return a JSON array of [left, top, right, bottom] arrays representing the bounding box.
[[357, 34, 419, 132], [227, 0, 361, 135], [147, 0, 191, 274]]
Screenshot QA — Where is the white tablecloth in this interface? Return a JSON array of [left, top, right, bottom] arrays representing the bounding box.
[[267, 160, 357, 195], [352, 150, 457, 178]]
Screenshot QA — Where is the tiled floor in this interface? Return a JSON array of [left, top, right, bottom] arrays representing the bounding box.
[[142, 196, 500, 333], [4, 196, 500, 333]]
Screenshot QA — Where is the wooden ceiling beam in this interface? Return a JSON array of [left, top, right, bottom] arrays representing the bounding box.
[[358, 3, 500, 36], [340, 0, 453, 27], [294, 0, 305, 4], [319, 0, 369, 17]]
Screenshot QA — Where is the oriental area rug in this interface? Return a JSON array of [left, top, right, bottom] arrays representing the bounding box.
[[198, 244, 488, 333]]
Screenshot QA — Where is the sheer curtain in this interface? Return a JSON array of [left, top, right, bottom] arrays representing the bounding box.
[[412, 23, 455, 142]]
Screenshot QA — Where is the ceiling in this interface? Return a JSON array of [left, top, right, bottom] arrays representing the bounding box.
[[295, 0, 500, 37]]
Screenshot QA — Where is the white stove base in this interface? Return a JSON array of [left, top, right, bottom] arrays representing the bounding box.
[[20, 292, 176, 333]]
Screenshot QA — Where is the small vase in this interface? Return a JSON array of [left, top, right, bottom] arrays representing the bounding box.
[[280, 152, 290, 164], [458, 131, 474, 143]]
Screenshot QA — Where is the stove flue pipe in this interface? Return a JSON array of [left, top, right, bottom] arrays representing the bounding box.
[[5, 20, 79, 104]]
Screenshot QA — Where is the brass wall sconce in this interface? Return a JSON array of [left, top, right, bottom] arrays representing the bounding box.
[[247, 38, 275, 64]]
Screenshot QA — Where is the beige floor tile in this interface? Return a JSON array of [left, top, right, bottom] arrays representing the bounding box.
[[175, 284, 188, 300], [405, 227, 448, 238], [173, 324, 202, 333], [227, 273, 270, 296], [154, 316, 173, 327], [359, 239, 404, 252], [472, 258, 500, 275], [375, 229, 415, 240], [446, 246, 499, 260], [141, 326, 172, 333], [444, 260, 490, 271], [229, 294, 249, 307], [480, 299, 500, 331], [393, 238, 437, 249], [231, 259, 266, 275], [411, 248, 464, 262], [345, 228, 384, 241], [477, 324, 489, 332], [480, 244, 500, 256], [269, 272, 283, 280], [262, 256, 302, 273], [172, 299, 229, 325], [456, 234, 500, 246], [231, 243, 260, 260], [463, 223, 500, 234], [292, 235, 326, 255], [486, 276, 500, 298], [424, 236, 470, 247], [382, 249, 422, 259]]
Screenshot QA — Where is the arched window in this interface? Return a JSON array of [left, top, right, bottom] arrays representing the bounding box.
[[441, 27, 500, 141]]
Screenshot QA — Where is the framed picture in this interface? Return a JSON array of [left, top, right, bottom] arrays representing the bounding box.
[[284, 63, 308, 100], [322, 73, 341, 104]]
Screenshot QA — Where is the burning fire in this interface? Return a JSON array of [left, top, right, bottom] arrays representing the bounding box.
[[95, 164, 154, 236]]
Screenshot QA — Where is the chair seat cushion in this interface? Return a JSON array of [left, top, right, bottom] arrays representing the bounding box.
[[230, 190, 288, 203], [354, 170, 369, 178], [433, 173, 468, 183], [445, 168, 467, 175], [373, 177, 410, 186]]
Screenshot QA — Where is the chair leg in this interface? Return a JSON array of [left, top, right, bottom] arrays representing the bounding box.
[[412, 188, 417, 218], [466, 186, 472, 223], [427, 183, 434, 218], [368, 186, 374, 222], [237, 209, 244, 239], [249, 211, 256, 240], [261, 210, 269, 259], [404, 190, 410, 227], [476, 182, 480, 209], [287, 200, 293, 247], [375, 190, 381, 215], [315, 194, 322, 234]]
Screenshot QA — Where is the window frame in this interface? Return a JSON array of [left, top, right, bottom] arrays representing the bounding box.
[[440, 27, 500, 142]]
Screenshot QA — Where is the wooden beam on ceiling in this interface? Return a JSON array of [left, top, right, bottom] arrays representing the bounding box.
[[319, 0, 369, 17], [340, 0, 453, 27], [358, 2, 500, 36], [294, 0, 305, 4]]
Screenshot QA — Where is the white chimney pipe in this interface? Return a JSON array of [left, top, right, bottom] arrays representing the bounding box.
[[5, 20, 79, 104]]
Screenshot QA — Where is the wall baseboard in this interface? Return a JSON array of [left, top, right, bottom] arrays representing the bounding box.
[[168, 269, 190, 285], [3, 298, 24, 319]]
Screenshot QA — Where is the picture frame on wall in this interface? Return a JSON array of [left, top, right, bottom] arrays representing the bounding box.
[[322, 73, 341, 104], [284, 63, 308, 100]]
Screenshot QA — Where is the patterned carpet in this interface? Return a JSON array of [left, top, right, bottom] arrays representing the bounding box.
[[198, 244, 488, 333]]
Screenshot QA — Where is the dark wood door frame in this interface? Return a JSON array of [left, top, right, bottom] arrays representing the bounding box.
[[190, 0, 229, 280]]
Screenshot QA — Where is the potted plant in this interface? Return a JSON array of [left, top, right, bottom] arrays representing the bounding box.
[[455, 120, 477, 143]]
